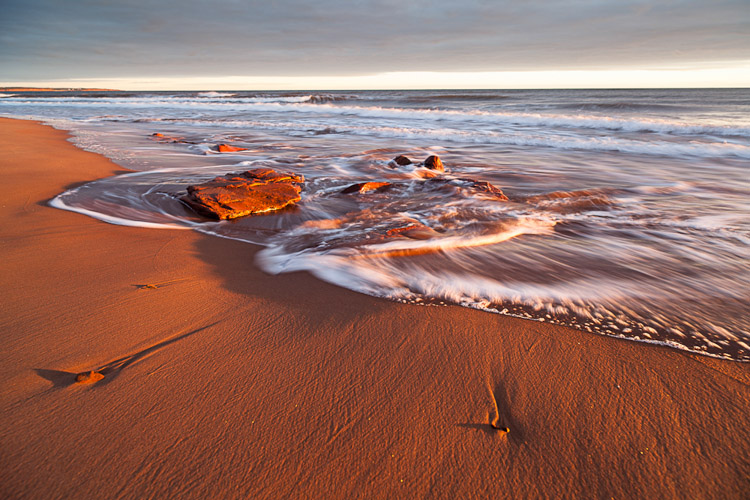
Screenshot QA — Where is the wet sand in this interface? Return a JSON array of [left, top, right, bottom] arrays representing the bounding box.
[[1, 117, 748, 499]]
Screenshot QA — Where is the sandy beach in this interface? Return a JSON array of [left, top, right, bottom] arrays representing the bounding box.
[[0, 117, 748, 498]]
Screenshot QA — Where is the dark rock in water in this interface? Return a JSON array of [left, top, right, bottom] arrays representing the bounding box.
[[424, 155, 444, 171], [214, 144, 248, 153], [392, 155, 413, 166], [75, 371, 104, 384], [183, 168, 304, 220], [341, 182, 392, 194], [313, 127, 337, 135]]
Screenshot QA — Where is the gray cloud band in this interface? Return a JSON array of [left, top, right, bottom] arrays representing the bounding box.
[[1, 0, 748, 79]]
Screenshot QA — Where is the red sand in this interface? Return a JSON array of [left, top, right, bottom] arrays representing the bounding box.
[[1, 118, 748, 498]]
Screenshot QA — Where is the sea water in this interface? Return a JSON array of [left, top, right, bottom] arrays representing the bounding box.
[[2, 88, 748, 361]]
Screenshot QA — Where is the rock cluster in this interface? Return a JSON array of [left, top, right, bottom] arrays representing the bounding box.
[[343, 155, 509, 201], [182, 168, 304, 220], [182, 155, 509, 222], [389, 154, 443, 171]]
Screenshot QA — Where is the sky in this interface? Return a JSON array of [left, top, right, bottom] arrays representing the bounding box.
[[1, 0, 748, 90]]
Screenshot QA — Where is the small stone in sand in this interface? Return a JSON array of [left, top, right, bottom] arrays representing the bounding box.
[[491, 423, 510, 433], [75, 371, 104, 384]]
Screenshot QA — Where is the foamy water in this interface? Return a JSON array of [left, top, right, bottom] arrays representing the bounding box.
[[2, 89, 748, 361]]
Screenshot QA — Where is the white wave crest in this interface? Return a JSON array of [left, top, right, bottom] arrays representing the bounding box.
[[197, 91, 236, 98]]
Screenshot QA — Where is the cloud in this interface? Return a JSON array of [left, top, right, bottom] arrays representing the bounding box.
[[1, 0, 748, 80]]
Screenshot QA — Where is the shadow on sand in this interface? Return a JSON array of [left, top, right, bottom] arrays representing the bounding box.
[[36, 322, 218, 388]]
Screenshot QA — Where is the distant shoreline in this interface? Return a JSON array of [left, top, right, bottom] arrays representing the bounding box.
[[1, 87, 747, 93], [0, 87, 119, 92]]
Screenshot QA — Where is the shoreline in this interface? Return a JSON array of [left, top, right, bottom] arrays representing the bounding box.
[[1, 117, 748, 498]]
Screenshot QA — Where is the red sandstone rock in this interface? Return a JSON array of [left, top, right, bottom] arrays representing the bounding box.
[[183, 168, 304, 220], [238, 167, 304, 183], [341, 182, 392, 194], [214, 144, 248, 153], [424, 155, 444, 171]]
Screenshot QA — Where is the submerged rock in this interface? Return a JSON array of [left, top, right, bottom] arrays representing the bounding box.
[[519, 189, 613, 212], [183, 168, 304, 220], [341, 181, 392, 194], [421, 177, 509, 201], [214, 143, 248, 153], [385, 223, 439, 240], [465, 180, 509, 201], [424, 155, 444, 171], [151, 132, 193, 144], [416, 170, 441, 179], [339, 175, 509, 203]]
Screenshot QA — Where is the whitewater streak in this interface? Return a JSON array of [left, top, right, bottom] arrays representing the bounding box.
[[119, 117, 750, 159]]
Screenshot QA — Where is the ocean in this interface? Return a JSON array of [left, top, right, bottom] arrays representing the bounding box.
[[1, 88, 748, 361]]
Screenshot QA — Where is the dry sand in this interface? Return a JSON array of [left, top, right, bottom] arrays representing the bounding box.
[[0, 117, 748, 499]]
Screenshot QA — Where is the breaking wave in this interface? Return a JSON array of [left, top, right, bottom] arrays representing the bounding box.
[[2, 96, 748, 138], [196, 91, 236, 98]]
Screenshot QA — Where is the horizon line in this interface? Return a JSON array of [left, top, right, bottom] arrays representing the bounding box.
[[2, 86, 750, 92]]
